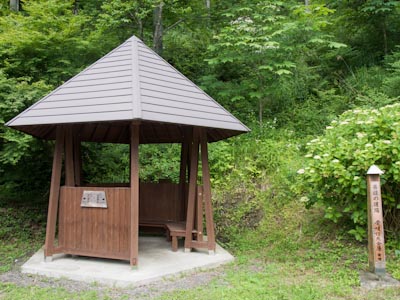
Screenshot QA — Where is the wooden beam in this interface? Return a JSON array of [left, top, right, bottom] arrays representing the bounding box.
[[44, 126, 65, 258], [130, 123, 140, 266], [65, 126, 75, 186], [179, 137, 189, 221], [184, 128, 199, 252], [73, 128, 82, 186], [196, 185, 204, 241], [185, 128, 193, 215], [200, 129, 216, 252]]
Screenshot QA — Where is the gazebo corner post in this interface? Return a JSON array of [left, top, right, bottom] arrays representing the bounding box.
[[44, 126, 65, 261], [184, 127, 200, 253], [73, 126, 82, 186], [179, 136, 189, 221], [200, 129, 216, 254], [130, 122, 140, 267], [65, 126, 75, 187]]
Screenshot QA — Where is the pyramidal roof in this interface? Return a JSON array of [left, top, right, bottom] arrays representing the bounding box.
[[6, 36, 249, 142]]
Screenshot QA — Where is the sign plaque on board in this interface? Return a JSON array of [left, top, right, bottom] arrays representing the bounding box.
[[81, 191, 107, 208], [367, 165, 385, 275]]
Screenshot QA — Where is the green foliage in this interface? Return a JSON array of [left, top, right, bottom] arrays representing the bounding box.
[[296, 103, 400, 240], [209, 127, 301, 243], [0, 0, 97, 85], [82, 143, 181, 184], [0, 201, 46, 273], [139, 144, 181, 183], [329, 0, 400, 66], [383, 47, 400, 97], [0, 73, 53, 200]]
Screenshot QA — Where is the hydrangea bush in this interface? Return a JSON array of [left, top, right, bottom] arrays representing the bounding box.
[[297, 103, 400, 240]]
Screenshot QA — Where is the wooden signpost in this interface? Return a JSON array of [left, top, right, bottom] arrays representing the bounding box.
[[366, 165, 386, 276]]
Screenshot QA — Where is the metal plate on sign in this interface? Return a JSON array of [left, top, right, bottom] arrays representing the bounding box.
[[81, 191, 107, 208]]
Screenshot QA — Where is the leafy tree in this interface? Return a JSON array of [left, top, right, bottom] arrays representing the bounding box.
[[328, 0, 400, 65], [0, 0, 98, 85], [0, 72, 53, 200], [204, 1, 345, 125]]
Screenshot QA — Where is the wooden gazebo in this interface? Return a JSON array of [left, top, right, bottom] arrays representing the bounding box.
[[6, 36, 249, 267]]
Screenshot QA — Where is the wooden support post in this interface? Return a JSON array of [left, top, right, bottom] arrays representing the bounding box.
[[200, 129, 216, 252], [130, 123, 140, 267], [179, 139, 189, 221], [184, 128, 199, 252], [44, 126, 65, 258], [185, 128, 193, 216], [65, 127, 75, 187], [73, 129, 82, 186], [196, 185, 204, 241], [367, 165, 386, 276]]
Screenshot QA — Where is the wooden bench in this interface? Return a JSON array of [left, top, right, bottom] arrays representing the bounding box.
[[165, 222, 197, 252], [139, 220, 166, 228]]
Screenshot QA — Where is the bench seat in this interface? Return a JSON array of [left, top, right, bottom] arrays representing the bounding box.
[[165, 222, 197, 251]]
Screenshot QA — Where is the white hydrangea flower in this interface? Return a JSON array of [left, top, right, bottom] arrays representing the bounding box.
[[313, 155, 321, 160], [383, 140, 391, 144], [356, 132, 366, 139], [299, 196, 309, 203], [297, 169, 305, 174], [366, 143, 373, 148], [305, 154, 313, 158], [332, 159, 340, 163]]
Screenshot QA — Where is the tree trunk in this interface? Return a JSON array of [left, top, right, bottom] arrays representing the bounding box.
[[205, 0, 211, 26], [205, 0, 210, 9], [382, 19, 388, 56], [10, 0, 19, 11], [153, 2, 164, 55], [73, 0, 79, 15], [259, 100, 263, 127], [305, 0, 310, 13], [138, 19, 144, 41]]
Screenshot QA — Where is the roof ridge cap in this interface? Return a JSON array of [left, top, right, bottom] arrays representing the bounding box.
[[130, 36, 141, 119]]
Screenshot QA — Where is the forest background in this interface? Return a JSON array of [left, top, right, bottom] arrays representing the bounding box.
[[1, 1, 400, 299]]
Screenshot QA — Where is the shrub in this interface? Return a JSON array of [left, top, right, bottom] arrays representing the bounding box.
[[296, 103, 400, 240]]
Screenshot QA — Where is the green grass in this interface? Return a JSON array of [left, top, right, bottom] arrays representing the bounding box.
[[0, 283, 101, 300], [0, 204, 46, 273], [157, 202, 400, 300]]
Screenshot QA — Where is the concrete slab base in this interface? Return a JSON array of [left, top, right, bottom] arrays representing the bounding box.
[[360, 271, 400, 290], [21, 236, 234, 287]]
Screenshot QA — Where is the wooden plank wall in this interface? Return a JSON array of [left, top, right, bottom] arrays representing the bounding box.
[[58, 183, 184, 260], [59, 186, 130, 260], [139, 182, 183, 222]]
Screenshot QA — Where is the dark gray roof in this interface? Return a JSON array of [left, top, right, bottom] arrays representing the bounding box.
[[6, 36, 249, 143]]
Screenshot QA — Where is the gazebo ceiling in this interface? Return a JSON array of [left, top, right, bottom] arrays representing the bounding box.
[[6, 35, 249, 143], [13, 121, 242, 144]]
